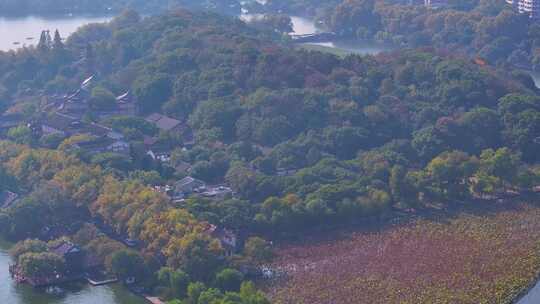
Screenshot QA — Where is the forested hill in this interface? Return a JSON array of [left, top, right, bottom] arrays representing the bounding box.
[[0, 8, 539, 302], [0, 0, 241, 16], [1, 9, 539, 229]]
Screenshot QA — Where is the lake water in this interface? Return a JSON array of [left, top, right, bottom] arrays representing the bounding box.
[[0, 239, 146, 304], [289, 16, 319, 35], [289, 16, 393, 55], [240, 14, 317, 35], [519, 281, 540, 304], [0, 16, 111, 52], [240, 14, 320, 36], [240, 14, 392, 55]]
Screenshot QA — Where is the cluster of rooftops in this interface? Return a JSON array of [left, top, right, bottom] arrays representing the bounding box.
[[164, 176, 234, 203], [0, 74, 193, 160], [0, 74, 240, 257]]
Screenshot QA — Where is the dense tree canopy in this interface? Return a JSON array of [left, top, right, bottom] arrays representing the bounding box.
[[0, 7, 539, 303]]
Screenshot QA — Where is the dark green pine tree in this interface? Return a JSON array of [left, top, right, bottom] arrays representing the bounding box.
[[84, 43, 95, 72], [45, 30, 52, 48], [37, 30, 50, 52], [53, 29, 64, 49]]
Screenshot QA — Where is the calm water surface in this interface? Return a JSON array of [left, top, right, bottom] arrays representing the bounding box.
[[240, 14, 318, 35], [241, 14, 392, 55], [0, 16, 111, 51], [289, 16, 319, 35], [290, 16, 393, 55], [0, 238, 146, 304], [519, 282, 540, 304]]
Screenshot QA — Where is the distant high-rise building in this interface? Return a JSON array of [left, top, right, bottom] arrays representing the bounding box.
[[506, 0, 540, 19]]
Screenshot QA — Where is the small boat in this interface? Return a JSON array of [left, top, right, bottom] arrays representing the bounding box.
[[26, 37, 34, 40], [13, 42, 20, 45], [45, 286, 65, 296]]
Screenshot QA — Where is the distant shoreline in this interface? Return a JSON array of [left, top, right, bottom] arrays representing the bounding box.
[[0, 13, 116, 20]]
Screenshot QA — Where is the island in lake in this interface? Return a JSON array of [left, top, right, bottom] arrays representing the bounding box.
[[0, 1, 539, 304]]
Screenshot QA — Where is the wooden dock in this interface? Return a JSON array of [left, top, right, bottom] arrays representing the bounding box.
[[290, 32, 337, 43], [86, 277, 118, 286], [145, 296, 165, 304]]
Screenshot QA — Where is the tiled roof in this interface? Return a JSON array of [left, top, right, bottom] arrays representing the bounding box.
[[0, 191, 19, 209], [145, 113, 182, 132], [75, 137, 115, 149], [116, 91, 130, 101], [42, 112, 78, 131], [178, 176, 196, 186], [143, 136, 159, 146], [50, 242, 81, 256]]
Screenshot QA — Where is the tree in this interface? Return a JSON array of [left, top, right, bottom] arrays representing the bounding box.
[[190, 161, 214, 182], [170, 270, 190, 299], [139, 208, 204, 266], [53, 29, 64, 49], [471, 171, 500, 196], [39, 133, 65, 149], [157, 267, 174, 286], [84, 43, 95, 72], [389, 165, 417, 204], [10, 239, 47, 260], [215, 268, 244, 292], [477, 148, 520, 190], [412, 127, 448, 161], [37, 30, 51, 52], [497, 94, 540, 161], [225, 163, 258, 199], [248, 14, 293, 33], [329, 0, 380, 36], [91, 152, 132, 171], [458, 108, 502, 153], [505, 110, 540, 162], [111, 9, 141, 29], [0, 213, 9, 236], [239, 281, 271, 304], [6, 198, 47, 238], [498, 94, 540, 116], [72, 223, 100, 246], [106, 116, 157, 136], [129, 170, 163, 186], [167, 233, 223, 282], [324, 126, 369, 159], [85, 237, 124, 269], [134, 73, 172, 113], [478, 37, 513, 63], [89, 86, 116, 110], [187, 282, 206, 304], [425, 151, 477, 201], [190, 98, 242, 141], [7, 125, 34, 145], [357, 188, 391, 216], [198, 288, 223, 304], [18, 252, 66, 278], [0, 167, 15, 193], [110, 249, 146, 280]]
